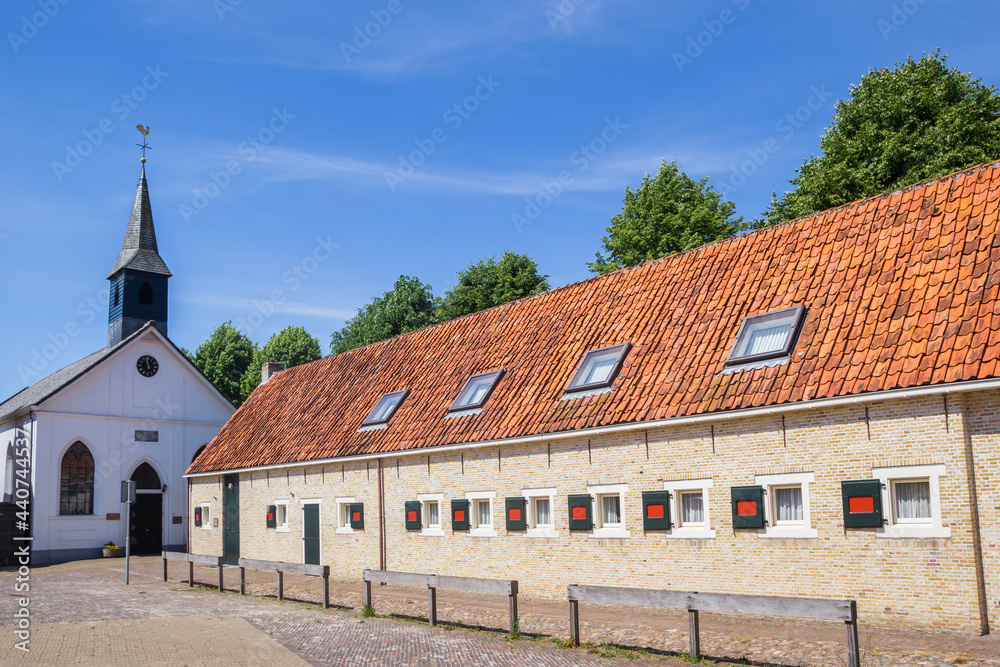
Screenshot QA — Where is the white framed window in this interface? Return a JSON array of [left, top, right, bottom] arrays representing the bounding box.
[[466, 491, 496, 537], [418, 493, 444, 536], [755, 472, 818, 539], [874, 464, 950, 539], [335, 496, 355, 535], [588, 483, 630, 538], [200, 503, 211, 530], [275, 500, 289, 533], [662, 479, 715, 539], [523, 487, 558, 538]]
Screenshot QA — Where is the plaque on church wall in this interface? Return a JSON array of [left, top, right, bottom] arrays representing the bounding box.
[[172, 516, 182, 524], [106, 513, 120, 521], [135, 430, 159, 442]]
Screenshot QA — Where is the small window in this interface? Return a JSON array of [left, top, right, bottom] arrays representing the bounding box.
[[201, 504, 211, 530], [276, 503, 288, 531], [755, 472, 817, 539], [138, 282, 154, 306], [532, 497, 551, 527], [335, 496, 355, 534], [113, 284, 120, 307], [891, 480, 932, 524], [873, 465, 950, 538], [449, 370, 504, 412], [771, 485, 804, 526], [588, 483, 630, 538], [725, 305, 806, 367], [476, 499, 491, 527], [465, 491, 496, 537], [361, 390, 409, 427], [565, 343, 631, 393], [598, 494, 621, 528], [678, 491, 705, 527], [417, 493, 444, 536], [522, 488, 558, 538]]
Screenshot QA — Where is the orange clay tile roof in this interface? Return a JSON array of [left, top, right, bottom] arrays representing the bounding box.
[[188, 161, 1000, 474]]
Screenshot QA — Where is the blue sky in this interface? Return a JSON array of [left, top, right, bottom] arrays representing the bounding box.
[[1, 1, 998, 401]]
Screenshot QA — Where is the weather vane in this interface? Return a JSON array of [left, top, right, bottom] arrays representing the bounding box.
[[136, 124, 151, 163]]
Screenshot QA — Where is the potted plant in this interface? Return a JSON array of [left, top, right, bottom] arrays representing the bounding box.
[[102, 541, 124, 558]]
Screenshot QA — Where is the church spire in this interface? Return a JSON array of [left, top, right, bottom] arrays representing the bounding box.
[[106, 162, 171, 279], [107, 128, 171, 346]]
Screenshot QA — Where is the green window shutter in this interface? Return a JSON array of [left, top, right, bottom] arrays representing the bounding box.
[[841, 480, 883, 528], [452, 499, 470, 531], [642, 491, 672, 531], [350, 502, 365, 530], [568, 494, 593, 531], [266, 505, 277, 528], [194, 506, 202, 527], [505, 497, 527, 531], [404, 500, 421, 531], [731, 485, 765, 529]]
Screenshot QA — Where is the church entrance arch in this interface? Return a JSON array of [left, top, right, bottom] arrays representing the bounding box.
[[129, 462, 163, 555]]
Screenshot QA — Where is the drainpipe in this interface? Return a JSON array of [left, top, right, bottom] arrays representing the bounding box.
[[959, 394, 990, 635], [377, 458, 385, 571]]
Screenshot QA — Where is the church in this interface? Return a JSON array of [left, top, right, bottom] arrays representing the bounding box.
[[0, 157, 235, 564], [188, 161, 1000, 634]]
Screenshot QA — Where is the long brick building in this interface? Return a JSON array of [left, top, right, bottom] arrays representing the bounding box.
[[186, 161, 1000, 634]]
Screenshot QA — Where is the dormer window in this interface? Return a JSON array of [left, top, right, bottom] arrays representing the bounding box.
[[361, 390, 409, 427], [725, 305, 806, 367], [564, 343, 631, 394], [449, 370, 504, 412]]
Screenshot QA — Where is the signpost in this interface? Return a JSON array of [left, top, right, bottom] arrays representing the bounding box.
[[121, 480, 136, 585]]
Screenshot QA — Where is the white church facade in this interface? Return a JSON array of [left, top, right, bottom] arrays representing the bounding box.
[[0, 162, 235, 564]]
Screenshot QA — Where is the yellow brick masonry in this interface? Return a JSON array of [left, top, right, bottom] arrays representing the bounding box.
[[189, 390, 1000, 633]]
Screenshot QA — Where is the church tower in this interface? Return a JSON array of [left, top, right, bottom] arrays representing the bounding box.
[[107, 160, 171, 346]]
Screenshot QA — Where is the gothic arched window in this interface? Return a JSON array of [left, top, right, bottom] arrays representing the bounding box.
[[3, 442, 13, 503], [138, 282, 153, 306], [60, 442, 94, 515]]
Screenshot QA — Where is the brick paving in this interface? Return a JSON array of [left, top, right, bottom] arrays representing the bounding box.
[[1, 556, 998, 666]]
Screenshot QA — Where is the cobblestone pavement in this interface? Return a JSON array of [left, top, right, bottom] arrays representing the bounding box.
[[1, 557, 998, 666]]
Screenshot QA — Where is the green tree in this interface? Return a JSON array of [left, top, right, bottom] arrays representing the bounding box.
[[762, 51, 1000, 225], [436, 251, 549, 321], [330, 275, 437, 355], [191, 322, 257, 406], [588, 160, 742, 274], [240, 326, 323, 401]]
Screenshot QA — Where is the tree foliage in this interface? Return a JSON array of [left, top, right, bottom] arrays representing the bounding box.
[[436, 251, 549, 321], [762, 51, 1000, 225], [240, 326, 322, 402], [330, 275, 437, 355], [190, 322, 256, 406], [588, 160, 742, 274]]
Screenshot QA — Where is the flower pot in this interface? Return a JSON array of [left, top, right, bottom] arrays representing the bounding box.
[[103, 547, 124, 558]]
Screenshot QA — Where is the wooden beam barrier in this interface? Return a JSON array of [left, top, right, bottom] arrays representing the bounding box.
[[566, 585, 860, 667], [362, 570, 520, 634], [237, 558, 330, 609], [161, 552, 225, 592]]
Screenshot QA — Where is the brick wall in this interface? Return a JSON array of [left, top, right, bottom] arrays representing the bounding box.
[[189, 391, 1000, 633]]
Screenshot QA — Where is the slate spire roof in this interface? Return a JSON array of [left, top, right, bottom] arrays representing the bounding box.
[[107, 164, 171, 279], [188, 160, 1000, 475]]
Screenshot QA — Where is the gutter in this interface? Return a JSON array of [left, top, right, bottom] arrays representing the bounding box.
[[183, 376, 1000, 479]]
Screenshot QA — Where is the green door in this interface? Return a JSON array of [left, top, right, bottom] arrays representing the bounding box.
[[223, 474, 240, 566], [303, 503, 320, 565]]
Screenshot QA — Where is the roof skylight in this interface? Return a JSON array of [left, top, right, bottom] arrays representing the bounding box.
[[725, 305, 806, 367], [449, 370, 504, 412], [361, 389, 409, 427], [565, 343, 631, 394]]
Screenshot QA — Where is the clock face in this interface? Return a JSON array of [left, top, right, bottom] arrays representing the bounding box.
[[136, 355, 159, 378]]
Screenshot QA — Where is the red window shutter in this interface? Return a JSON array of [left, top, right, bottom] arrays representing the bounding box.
[[646, 504, 664, 519]]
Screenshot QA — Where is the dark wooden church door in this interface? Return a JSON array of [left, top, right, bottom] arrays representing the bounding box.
[[129, 463, 162, 555], [223, 474, 240, 566]]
